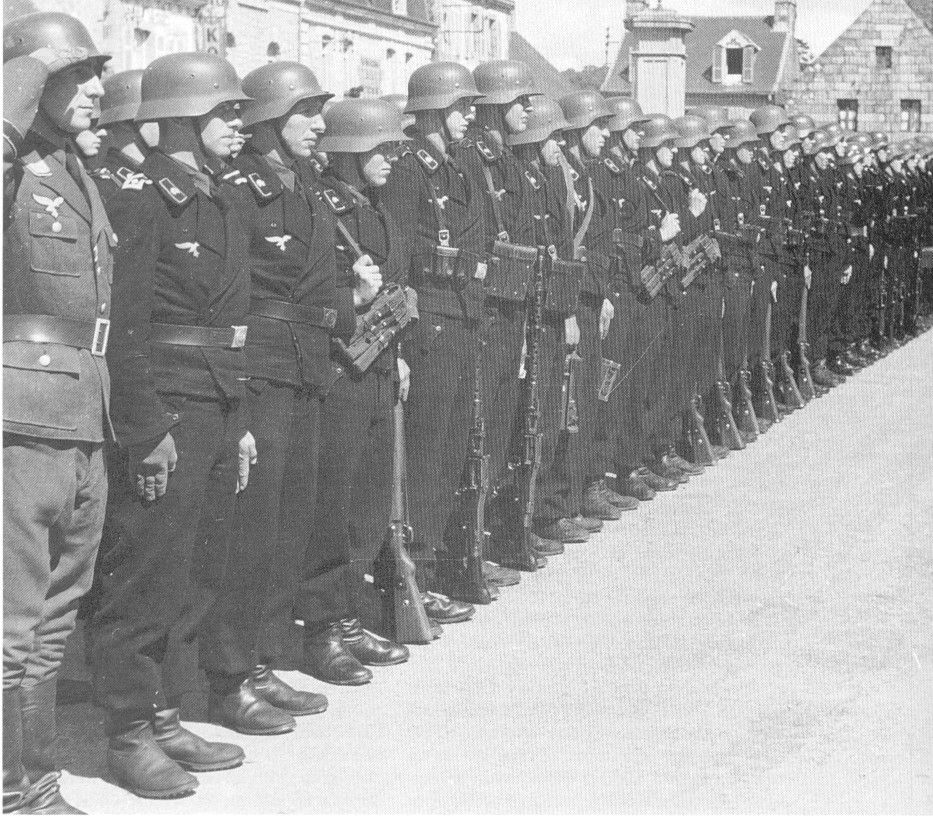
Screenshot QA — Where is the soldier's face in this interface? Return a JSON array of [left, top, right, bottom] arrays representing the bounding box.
[[198, 101, 242, 160], [444, 99, 473, 142], [361, 145, 393, 187], [656, 142, 675, 168], [581, 122, 606, 157], [782, 146, 798, 168], [877, 148, 889, 164], [540, 136, 562, 167], [709, 131, 726, 155], [505, 97, 530, 133], [737, 144, 754, 165], [280, 98, 326, 159], [690, 144, 706, 165], [75, 128, 104, 157], [622, 127, 640, 152], [40, 61, 105, 134], [139, 121, 159, 148], [815, 149, 830, 170]]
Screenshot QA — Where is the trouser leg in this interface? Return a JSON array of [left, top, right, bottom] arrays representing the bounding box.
[[534, 316, 572, 524]]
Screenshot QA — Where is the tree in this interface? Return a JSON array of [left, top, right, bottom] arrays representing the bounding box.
[[561, 65, 609, 91]]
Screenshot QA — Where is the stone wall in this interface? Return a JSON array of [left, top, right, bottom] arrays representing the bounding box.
[[789, 0, 933, 139]]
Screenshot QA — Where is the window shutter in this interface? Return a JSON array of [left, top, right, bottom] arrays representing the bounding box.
[[712, 44, 723, 82], [742, 45, 755, 83]]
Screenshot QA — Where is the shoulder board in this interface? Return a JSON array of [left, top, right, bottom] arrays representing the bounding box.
[[156, 176, 192, 206], [603, 157, 620, 174], [415, 148, 439, 172], [246, 171, 277, 199], [524, 169, 541, 190], [475, 139, 496, 162], [322, 187, 351, 214]]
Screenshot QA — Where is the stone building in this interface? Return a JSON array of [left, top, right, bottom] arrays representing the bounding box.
[[602, 0, 801, 120], [431, 0, 512, 68], [789, 0, 933, 140]]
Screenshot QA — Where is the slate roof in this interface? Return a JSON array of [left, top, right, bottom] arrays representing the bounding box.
[[905, 0, 933, 34], [602, 15, 792, 98], [509, 31, 576, 97]]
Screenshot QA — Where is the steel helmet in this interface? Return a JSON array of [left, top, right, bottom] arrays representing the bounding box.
[[317, 98, 410, 154], [381, 93, 415, 130], [474, 60, 539, 105], [723, 119, 760, 149], [804, 128, 832, 155], [136, 52, 249, 121], [558, 90, 613, 131], [750, 104, 791, 136], [605, 97, 647, 133], [3, 12, 110, 72], [822, 123, 845, 145], [870, 130, 890, 150], [405, 62, 481, 113], [890, 139, 915, 160], [672, 114, 711, 148], [98, 69, 144, 127], [687, 105, 731, 133], [636, 114, 679, 148], [240, 62, 332, 128], [790, 113, 816, 140], [507, 96, 570, 147]]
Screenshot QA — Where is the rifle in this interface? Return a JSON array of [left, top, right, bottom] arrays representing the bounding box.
[[559, 348, 583, 435], [796, 266, 817, 400], [715, 311, 745, 450], [439, 365, 494, 604], [757, 299, 781, 423], [640, 242, 685, 298], [334, 284, 418, 374], [374, 402, 435, 645], [686, 387, 716, 466], [495, 247, 547, 572]]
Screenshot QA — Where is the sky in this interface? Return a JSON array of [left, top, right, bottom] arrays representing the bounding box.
[[514, 0, 876, 70]]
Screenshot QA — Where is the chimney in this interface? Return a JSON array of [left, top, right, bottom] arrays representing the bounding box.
[[627, 0, 649, 19], [772, 0, 796, 34]]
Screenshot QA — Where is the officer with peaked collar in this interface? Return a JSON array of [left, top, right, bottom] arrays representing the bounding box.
[[89, 52, 255, 801], [3, 12, 112, 815]]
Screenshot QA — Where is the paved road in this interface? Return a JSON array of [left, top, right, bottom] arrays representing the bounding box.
[[59, 332, 933, 813]]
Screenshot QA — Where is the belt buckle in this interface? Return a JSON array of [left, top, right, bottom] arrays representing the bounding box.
[[322, 307, 337, 329], [229, 325, 248, 349], [92, 318, 110, 356]]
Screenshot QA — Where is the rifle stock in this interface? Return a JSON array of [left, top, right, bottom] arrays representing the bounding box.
[[797, 270, 816, 400], [375, 402, 435, 645]]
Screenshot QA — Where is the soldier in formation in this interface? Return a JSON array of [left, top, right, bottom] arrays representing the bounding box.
[[4, 11, 933, 812]]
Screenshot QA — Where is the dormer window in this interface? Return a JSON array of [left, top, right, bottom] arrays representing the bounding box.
[[713, 30, 760, 85]]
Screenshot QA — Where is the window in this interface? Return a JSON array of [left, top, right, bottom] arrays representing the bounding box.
[[901, 99, 921, 132], [838, 99, 858, 131], [726, 47, 743, 75], [876, 46, 893, 69]]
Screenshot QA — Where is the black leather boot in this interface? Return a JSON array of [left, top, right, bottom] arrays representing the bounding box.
[[482, 560, 521, 586], [421, 591, 475, 623], [302, 622, 373, 685], [597, 478, 639, 510], [582, 482, 623, 520], [340, 618, 410, 666], [208, 677, 297, 734], [18, 681, 82, 813], [152, 708, 244, 772], [107, 714, 199, 799], [250, 665, 328, 716], [616, 469, 656, 501]]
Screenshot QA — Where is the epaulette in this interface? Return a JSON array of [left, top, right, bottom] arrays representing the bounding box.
[[415, 148, 439, 172], [245, 171, 278, 200], [322, 187, 351, 214], [475, 139, 496, 162], [603, 157, 621, 175], [156, 176, 192, 206]]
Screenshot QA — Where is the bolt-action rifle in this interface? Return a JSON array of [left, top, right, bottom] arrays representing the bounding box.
[[374, 402, 435, 645], [797, 263, 816, 400]]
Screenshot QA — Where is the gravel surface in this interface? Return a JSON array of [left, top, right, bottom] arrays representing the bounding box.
[[56, 331, 933, 813]]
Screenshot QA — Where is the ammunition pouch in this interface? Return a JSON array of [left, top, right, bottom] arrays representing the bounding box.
[[545, 258, 584, 315], [485, 239, 537, 302], [333, 284, 418, 375], [421, 245, 482, 292]]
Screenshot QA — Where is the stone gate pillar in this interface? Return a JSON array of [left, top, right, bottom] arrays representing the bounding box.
[[627, 4, 693, 118]]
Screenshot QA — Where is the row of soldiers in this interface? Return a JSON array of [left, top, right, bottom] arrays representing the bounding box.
[[4, 11, 933, 814]]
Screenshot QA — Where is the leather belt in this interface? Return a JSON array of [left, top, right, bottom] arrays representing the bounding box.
[[3, 314, 110, 356], [248, 298, 337, 330], [149, 323, 247, 349]]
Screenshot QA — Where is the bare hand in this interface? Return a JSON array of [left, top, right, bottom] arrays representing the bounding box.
[[660, 213, 680, 242], [771, 280, 778, 304], [236, 431, 258, 494], [353, 255, 382, 307], [689, 189, 707, 218], [841, 265, 853, 285], [599, 298, 614, 340], [564, 315, 580, 347], [397, 356, 411, 402], [130, 433, 177, 503]]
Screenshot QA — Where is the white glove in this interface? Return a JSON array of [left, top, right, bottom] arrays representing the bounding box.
[[236, 431, 258, 494], [397, 356, 410, 402], [660, 212, 680, 242], [771, 280, 778, 304], [841, 265, 853, 285], [869, 243, 875, 260], [599, 298, 614, 340], [803, 263, 812, 289], [689, 188, 707, 218], [564, 315, 580, 347], [353, 254, 382, 307]]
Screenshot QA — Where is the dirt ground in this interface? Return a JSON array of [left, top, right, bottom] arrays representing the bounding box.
[[56, 331, 933, 813]]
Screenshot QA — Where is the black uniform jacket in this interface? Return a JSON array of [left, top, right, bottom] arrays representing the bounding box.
[[321, 174, 406, 373], [230, 149, 353, 393], [103, 150, 251, 449], [380, 132, 487, 322]]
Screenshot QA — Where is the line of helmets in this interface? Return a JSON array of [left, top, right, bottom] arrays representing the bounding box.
[[7, 11, 932, 167]]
